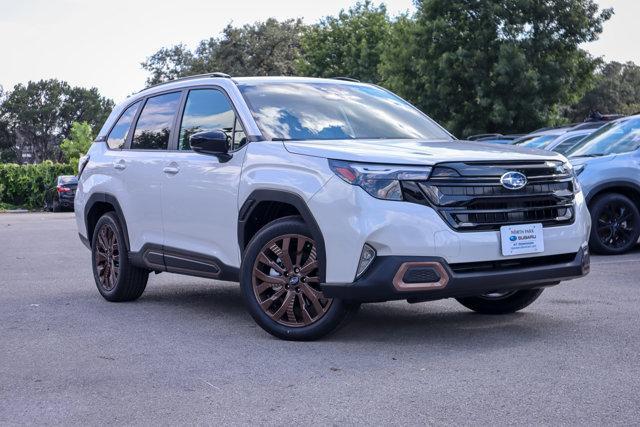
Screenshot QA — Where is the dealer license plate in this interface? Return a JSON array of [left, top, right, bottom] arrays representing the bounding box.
[[500, 223, 544, 256]]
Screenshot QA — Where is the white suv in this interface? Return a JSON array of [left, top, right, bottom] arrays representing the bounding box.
[[75, 74, 591, 340]]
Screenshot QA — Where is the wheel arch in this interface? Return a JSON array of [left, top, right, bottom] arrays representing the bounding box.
[[84, 193, 131, 250], [238, 190, 327, 282], [585, 181, 640, 207]]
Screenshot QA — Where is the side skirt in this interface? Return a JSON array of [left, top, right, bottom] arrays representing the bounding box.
[[129, 244, 240, 282]]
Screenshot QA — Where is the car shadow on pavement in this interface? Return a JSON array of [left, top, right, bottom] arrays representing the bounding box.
[[135, 280, 571, 349]]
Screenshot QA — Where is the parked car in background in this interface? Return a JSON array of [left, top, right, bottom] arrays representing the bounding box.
[[512, 127, 570, 149], [467, 133, 523, 144], [545, 129, 595, 155], [44, 175, 77, 212], [513, 119, 617, 152], [568, 115, 640, 255]]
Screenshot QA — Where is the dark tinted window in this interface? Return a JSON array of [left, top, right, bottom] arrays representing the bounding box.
[[238, 82, 451, 141], [131, 92, 181, 150], [58, 175, 77, 185], [107, 101, 141, 149], [553, 135, 586, 155], [178, 89, 245, 150]]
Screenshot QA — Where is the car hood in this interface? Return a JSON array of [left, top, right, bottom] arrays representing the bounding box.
[[283, 139, 565, 165]]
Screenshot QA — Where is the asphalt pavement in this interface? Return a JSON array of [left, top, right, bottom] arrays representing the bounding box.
[[1, 212, 639, 425]]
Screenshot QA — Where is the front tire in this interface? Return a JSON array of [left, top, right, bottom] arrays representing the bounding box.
[[589, 193, 640, 255], [456, 289, 544, 314], [240, 216, 358, 341], [91, 212, 149, 302]]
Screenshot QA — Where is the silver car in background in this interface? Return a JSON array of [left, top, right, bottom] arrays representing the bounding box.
[[569, 115, 640, 254]]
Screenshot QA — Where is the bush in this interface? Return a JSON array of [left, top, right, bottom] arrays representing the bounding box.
[[0, 161, 74, 210]]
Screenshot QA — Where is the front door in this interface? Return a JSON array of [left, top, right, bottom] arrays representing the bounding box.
[[161, 88, 248, 272]]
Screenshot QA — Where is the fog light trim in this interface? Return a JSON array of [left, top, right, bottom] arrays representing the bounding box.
[[393, 262, 449, 291], [355, 244, 376, 279]]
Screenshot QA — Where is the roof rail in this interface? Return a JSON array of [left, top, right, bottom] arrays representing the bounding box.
[[333, 76, 360, 82], [139, 72, 232, 93]]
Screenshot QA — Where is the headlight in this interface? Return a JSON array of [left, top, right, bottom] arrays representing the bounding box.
[[329, 160, 432, 200], [568, 162, 584, 193]]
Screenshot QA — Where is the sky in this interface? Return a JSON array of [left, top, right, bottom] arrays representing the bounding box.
[[0, 0, 638, 103]]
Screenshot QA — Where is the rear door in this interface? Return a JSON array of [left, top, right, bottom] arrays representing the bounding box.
[[161, 87, 248, 272], [117, 91, 182, 252]]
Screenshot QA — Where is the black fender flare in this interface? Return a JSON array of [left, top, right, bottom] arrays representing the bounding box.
[[84, 193, 131, 250], [584, 180, 640, 205], [238, 190, 327, 282]]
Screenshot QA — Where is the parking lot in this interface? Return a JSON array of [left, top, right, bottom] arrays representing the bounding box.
[[0, 212, 639, 425]]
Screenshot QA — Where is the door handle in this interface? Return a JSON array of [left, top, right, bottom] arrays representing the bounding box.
[[113, 160, 126, 170], [163, 166, 180, 174]]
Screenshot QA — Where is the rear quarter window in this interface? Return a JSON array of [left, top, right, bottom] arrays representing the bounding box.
[[106, 101, 141, 149]]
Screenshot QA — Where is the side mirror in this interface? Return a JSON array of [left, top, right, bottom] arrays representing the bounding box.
[[189, 130, 231, 159]]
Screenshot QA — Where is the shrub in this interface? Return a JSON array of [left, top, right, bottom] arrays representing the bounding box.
[[0, 161, 74, 210]]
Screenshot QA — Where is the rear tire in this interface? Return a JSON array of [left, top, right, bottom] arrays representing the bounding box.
[[240, 216, 359, 341], [52, 198, 61, 212], [588, 193, 640, 255], [456, 289, 544, 314], [91, 212, 149, 302]]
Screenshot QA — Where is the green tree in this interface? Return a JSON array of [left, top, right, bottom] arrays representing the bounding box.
[[297, 1, 391, 83], [569, 61, 640, 121], [380, 0, 613, 137], [60, 121, 93, 167], [142, 19, 304, 85], [0, 79, 113, 163]]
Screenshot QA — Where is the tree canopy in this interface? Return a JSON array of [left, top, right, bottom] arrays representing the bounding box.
[[297, 1, 390, 83], [380, 0, 613, 137], [60, 121, 94, 168], [142, 19, 304, 85], [0, 79, 113, 163], [569, 61, 640, 121]]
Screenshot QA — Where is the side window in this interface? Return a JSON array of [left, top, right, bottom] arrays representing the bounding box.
[[178, 89, 246, 151], [555, 135, 586, 155], [106, 101, 141, 149], [131, 92, 181, 150]]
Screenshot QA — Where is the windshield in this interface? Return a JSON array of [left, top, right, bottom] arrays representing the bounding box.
[[569, 118, 640, 157], [514, 134, 559, 149], [238, 81, 452, 141]]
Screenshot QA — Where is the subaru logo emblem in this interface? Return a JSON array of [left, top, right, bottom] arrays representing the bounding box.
[[500, 171, 527, 190]]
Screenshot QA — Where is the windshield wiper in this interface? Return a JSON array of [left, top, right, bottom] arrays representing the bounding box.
[[571, 154, 603, 158]]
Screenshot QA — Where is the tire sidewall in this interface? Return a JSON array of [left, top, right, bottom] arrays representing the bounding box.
[[589, 193, 640, 255], [240, 216, 352, 341]]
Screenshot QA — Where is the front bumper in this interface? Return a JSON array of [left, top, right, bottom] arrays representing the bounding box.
[[321, 248, 589, 303]]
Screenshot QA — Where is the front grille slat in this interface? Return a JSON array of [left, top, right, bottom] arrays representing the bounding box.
[[411, 161, 576, 231]]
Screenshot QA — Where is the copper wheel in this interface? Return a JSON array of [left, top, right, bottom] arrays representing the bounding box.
[[94, 223, 120, 291], [252, 234, 332, 327]]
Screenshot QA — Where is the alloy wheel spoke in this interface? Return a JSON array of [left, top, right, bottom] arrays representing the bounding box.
[[257, 253, 285, 275], [279, 237, 295, 271], [271, 291, 295, 320], [259, 288, 286, 311], [254, 269, 287, 285]]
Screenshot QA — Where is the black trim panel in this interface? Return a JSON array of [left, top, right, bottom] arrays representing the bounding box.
[[78, 233, 91, 250], [84, 193, 131, 250], [238, 190, 327, 282], [129, 243, 240, 282], [321, 250, 588, 303]]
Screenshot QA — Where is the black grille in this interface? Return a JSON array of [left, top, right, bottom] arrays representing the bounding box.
[[450, 253, 577, 274], [405, 161, 576, 231], [402, 267, 441, 283]]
